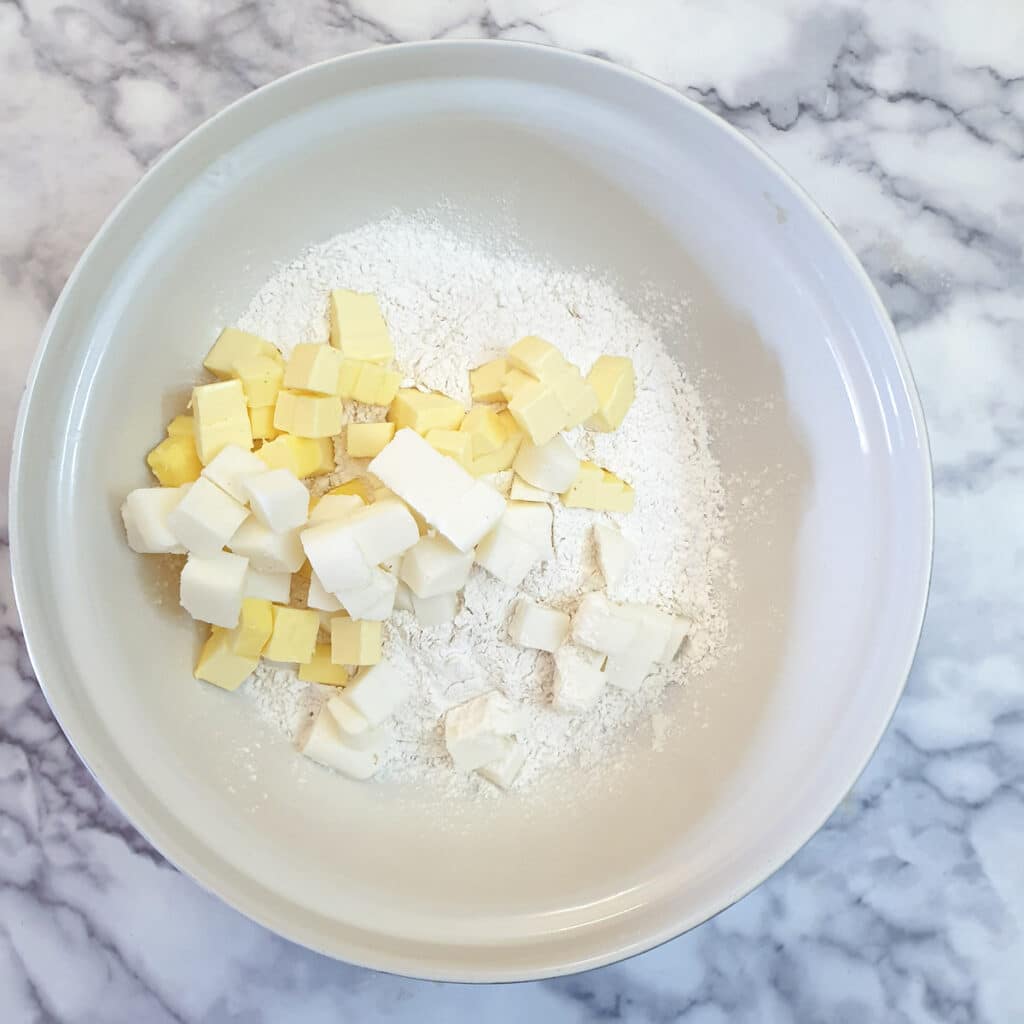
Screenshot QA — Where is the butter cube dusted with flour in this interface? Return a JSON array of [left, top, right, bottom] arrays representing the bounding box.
[[476, 741, 526, 790], [400, 535, 474, 598], [192, 380, 253, 465], [474, 513, 545, 588], [194, 626, 259, 691], [336, 567, 398, 621], [121, 487, 188, 554], [341, 662, 410, 725], [299, 702, 388, 780], [244, 469, 309, 533], [508, 599, 570, 653], [203, 328, 282, 379], [586, 355, 635, 432], [166, 477, 248, 557], [444, 690, 522, 773], [329, 290, 394, 364], [284, 343, 344, 395], [594, 522, 633, 588], [180, 550, 248, 627], [553, 644, 607, 713], [571, 592, 638, 656], [409, 589, 459, 626]]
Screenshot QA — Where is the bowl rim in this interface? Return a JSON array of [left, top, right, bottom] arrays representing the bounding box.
[[9, 38, 934, 982]]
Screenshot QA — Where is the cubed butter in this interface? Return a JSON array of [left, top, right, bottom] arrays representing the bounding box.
[[329, 290, 394, 364], [328, 478, 374, 503], [347, 421, 395, 458], [166, 415, 195, 438], [548, 364, 599, 428], [203, 328, 282, 379], [147, 433, 202, 487], [233, 353, 284, 408], [469, 358, 509, 403], [459, 406, 506, 456], [500, 367, 536, 402], [388, 389, 465, 434], [341, 663, 409, 725], [425, 429, 473, 468], [192, 379, 253, 465], [469, 410, 522, 475], [257, 434, 334, 478], [508, 335, 566, 380], [336, 360, 402, 406], [230, 598, 274, 657], [506, 379, 567, 445], [586, 355, 635, 432], [331, 617, 382, 666], [513, 435, 579, 493], [195, 626, 258, 691], [273, 390, 343, 439], [180, 551, 248, 628], [298, 644, 350, 686], [248, 405, 280, 441], [284, 343, 344, 395], [560, 461, 635, 512], [264, 606, 320, 663]]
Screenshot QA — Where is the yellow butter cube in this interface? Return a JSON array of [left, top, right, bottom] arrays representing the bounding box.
[[507, 379, 567, 445], [233, 353, 284, 408], [147, 433, 202, 487], [347, 422, 395, 458], [331, 617, 382, 666], [352, 363, 402, 406], [426, 429, 473, 468], [204, 328, 282, 379], [166, 415, 195, 438], [257, 434, 334, 478], [508, 336, 566, 380], [469, 410, 524, 474], [273, 390, 343, 439], [586, 355, 635, 432], [264, 606, 320, 663], [549, 365, 599, 429], [192, 379, 253, 464], [328, 478, 374, 503], [500, 368, 536, 402], [460, 406, 506, 456], [284, 343, 344, 395], [469, 358, 509, 403], [195, 626, 259, 691], [388, 389, 465, 434], [298, 644, 350, 686], [231, 598, 274, 658], [561, 461, 635, 512], [329, 290, 394, 364], [337, 359, 362, 397], [249, 405, 280, 441]]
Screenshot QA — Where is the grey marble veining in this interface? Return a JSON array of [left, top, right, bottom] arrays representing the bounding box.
[[2, 2, 1023, 1021]]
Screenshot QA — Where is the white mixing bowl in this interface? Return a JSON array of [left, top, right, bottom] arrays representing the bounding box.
[[10, 42, 932, 981]]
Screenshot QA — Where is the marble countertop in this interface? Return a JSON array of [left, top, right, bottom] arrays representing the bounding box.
[[2, 2, 1022, 1021]]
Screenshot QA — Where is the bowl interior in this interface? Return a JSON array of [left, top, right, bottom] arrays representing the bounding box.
[[13, 43, 930, 980]]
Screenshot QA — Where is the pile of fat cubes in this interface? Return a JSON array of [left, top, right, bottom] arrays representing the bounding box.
[[121, 288, 687, 791]]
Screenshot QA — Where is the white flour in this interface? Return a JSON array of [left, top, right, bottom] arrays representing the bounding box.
[[239, 213, 727, 793]]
